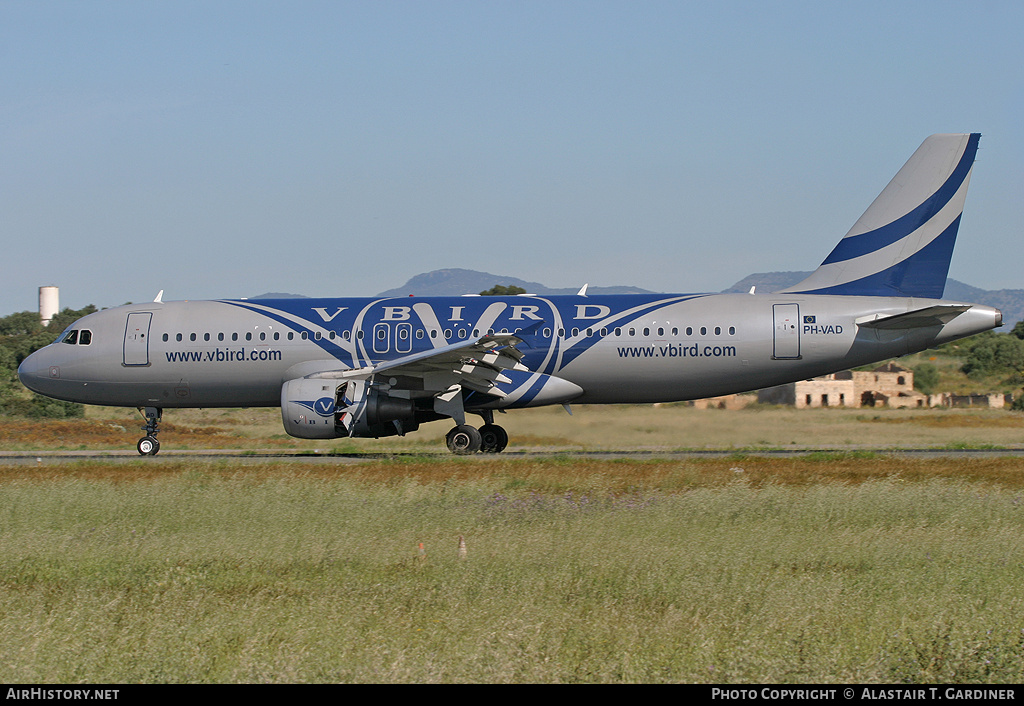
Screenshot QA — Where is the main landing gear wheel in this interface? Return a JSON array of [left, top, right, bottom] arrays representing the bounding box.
[[479, 424, 508, 453], [137, 435, 160, 456], [446, 425, 482, 455]]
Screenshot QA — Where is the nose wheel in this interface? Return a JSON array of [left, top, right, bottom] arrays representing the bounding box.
[[137, 407, 163, 456], [137, 435, 160, 456]]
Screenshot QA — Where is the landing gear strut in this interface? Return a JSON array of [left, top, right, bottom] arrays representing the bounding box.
[[137, 406, 162, 456]]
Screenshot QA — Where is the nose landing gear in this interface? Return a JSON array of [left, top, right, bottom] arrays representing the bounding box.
[[137, 407, 162, 456]]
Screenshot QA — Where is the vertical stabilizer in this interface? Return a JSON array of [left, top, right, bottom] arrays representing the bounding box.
[[781, 133, 980, 298]]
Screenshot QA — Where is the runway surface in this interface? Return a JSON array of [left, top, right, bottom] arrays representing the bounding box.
[[3, 446, 1024, 465]]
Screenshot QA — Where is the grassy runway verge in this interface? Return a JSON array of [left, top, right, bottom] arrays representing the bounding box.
[[2, 456, 1024, 683]]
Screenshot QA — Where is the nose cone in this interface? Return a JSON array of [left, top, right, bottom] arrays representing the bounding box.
[[18, 348, 57, 396]]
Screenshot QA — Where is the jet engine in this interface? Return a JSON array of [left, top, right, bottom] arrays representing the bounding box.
[[280, 377, 420, 439]]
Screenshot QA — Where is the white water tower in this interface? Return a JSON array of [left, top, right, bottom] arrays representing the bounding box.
[[39, 286, 59, 327]]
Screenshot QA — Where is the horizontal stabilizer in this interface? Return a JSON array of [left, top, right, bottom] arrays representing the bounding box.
[[856, 305, 970, 330]]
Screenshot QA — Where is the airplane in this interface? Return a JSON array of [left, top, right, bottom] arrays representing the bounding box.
[[19, 133, 1002, 455]]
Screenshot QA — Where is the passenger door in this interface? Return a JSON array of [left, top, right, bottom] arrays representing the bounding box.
[[123, 312, 153, 366]]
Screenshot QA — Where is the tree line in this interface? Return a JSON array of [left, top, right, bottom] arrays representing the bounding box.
[[0, 306, 96, 417]]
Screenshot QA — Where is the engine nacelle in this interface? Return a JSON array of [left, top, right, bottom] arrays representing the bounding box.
[[281, 378, 346, 439], [280, 377, 420, 440]]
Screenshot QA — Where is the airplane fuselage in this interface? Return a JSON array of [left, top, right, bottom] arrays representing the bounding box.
[[19, 292, 1001, 410]]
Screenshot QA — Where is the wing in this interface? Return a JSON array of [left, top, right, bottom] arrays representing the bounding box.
[[304, 332, 533, 425]]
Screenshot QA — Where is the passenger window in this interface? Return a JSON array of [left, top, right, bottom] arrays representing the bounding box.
[[586, 328, 593, 337], [190, 333, 197, 342], [614, 328, 621, 336], [288, 332, 294, 340], [301, 332, 308, 340], [628, 328, 635, 336], [444, 329, 452, 339], [430, 330, 437, 339], [686, 327, 693, 336], [729, 326, 736, 335], [204, 333, 211, 342], [261, 332, 268, 341], [700, 327, 707, 335], [458, 329, 467, 339], [162, 333, 169, 342], [218, 333, 224, 341], [314, 332, 322, 340], [543, 328, 552, 338], [176, 333, 183, 342], [79, 330, 92, 345], [643, 328, 650, 336], [245, 332, 252, 341], [232, 333, 239, 341], [571, 328, 579, 337], [657, 327, 664, 336], [672, 327, 678, 336], [273, 332, 280, 340], [715, 327, 721, 335]]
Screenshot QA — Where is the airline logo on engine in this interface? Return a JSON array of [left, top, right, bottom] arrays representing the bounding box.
[[291, 398, 336, 417]]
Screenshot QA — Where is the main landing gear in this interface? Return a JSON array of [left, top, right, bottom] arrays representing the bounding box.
[[137, 406, 162, 456], [445, 412, 509, 455]]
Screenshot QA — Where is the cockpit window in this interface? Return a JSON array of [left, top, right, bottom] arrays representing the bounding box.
[[60, 329, 93, 345]]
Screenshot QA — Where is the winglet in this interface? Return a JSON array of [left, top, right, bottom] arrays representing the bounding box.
[[153, 290, 164, 303], [577, 284, 589, 297], [511, 320, 547, 350]]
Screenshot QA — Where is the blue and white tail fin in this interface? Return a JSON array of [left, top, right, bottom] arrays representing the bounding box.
[[780, 133, 980, 298]]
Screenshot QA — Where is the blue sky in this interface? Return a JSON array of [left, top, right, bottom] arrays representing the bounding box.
[[2, 0, 1022, 312]]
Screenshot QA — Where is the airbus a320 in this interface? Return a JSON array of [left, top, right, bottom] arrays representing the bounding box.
[[19, 134, 1001, 455]]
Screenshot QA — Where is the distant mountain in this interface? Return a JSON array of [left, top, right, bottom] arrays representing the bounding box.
[[722, 272, 813, 294], [375, 268, 654, 297], [251, 292, 308, 299]]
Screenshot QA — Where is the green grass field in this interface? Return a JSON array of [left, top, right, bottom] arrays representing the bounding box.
[[3, 454, 1024, 683]]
